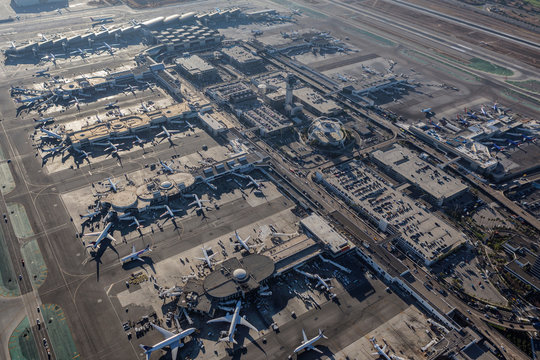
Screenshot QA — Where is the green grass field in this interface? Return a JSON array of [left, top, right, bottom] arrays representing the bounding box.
[[41, 304, 80, 360], [0, 227, 20, 297], [20, 239, 48, 289], [468, 58, 514, 76], [8, 317, 39, 360]]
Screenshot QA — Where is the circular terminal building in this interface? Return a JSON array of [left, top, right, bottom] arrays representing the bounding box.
[[103, 172, 195, 211], [308, 117, 346, 148], [203, 254, 274, 300]]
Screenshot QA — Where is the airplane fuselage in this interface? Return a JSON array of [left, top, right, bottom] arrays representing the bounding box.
[[145, 328, 195, 355], [293, 334, 325, 353]]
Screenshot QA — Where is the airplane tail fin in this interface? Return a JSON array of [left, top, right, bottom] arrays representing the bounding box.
[[319, 329, 328, 339], [138, 344, 153, 360]]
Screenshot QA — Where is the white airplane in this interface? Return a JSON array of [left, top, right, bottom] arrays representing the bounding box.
[[421, 108, 432, 113], [195, 246, 216, 267], [120, 244, 151, 263], [233, 172, 262, 190], [158, 285, 182, 299], [105, 100, 118, 109], [35, 68, 50, 77], [187, 194, 209, 211], [33, 116, 54, 124], [84, 222, 117, 249], [234, 230, 251, 251], [160, 160, 175, 173], [41, 145, 64, 153], [293, 329, 327, 354], [160, 205, 182, 219], [370, 337, 392, 360], [139, 102, 152, 113], [157, 125, 180, 142], [118, 215, 144, 230], [207, 300, 257, 344], [94, 140, 120, 155], [107, 177, 118, 192], [40, 128, 63, 140], [70, 48, 89, 58], [133, 136, 146, 147], [295, 269, 333, 292], [90, 16, 113, 24], [123, 84, 137, 95], [184, 120, 194, 131], [97, 42, 118, 55], [139, 324, 196, 360], [203, 178, 217, 191], [80, 209, 101, 220]]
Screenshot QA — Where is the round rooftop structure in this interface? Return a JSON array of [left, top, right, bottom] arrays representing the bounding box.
[[233, 268, 248, 282], [308, 117, 346, 147], [160, 180, 173, 190]]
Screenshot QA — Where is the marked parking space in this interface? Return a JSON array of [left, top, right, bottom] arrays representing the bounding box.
[[6, 203, 34, 239], [8, 316, 39, 360], [0, 227, 20, 297], [20, 239, 48, 289], [41, 304, 79, 360], [0, 162, 15, 195]]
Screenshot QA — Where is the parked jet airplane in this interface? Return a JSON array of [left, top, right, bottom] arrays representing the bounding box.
[[195, 246, 216, 267], [421, 108, 432, 113], [35, 68, 50, 77], [84, 222, 117, 249], [156, 125, 180, 142], [160, 160, 175, 173], [234, 230, 251, 251], [233, 172, 262, 190], [293, 329, 327, 354], [120, 244, 151, 263], [34, 116, 54, 123], [90, 16, 114, 25], [207, 300, 257, 344], [160, 205, 181, 219], [39, 128, 63, 140], [107, 177, 118, 192], [158, 285, 182, 299], [295, 269, 333, 292], [97, 42, 118, 55], [80, 209, 101, 220], [105, 100, 118, 109], [187, 194, 209, 211], [139, 324, 196, 360]]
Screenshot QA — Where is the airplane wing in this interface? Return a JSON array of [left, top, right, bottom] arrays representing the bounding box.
[[195, 257, 206, 261], [207, 314, 233, 324], [302, 329, 308, 343], [151, 323, 175, 339], [160, 210, 168, 218], [245, 236, 251, 242], [84, 232, 101, 237], [106, 233, 117, 243], [132, 244, 136, 253], [308, 345, 323, 354], [239, 317, 258, 332], [156, 131, 164, 137], [209, 253, 217, 259], [170, 346, 179, 360]]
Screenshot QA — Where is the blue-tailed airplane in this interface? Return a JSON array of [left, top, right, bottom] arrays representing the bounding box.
[[120, 244, 151, 263]]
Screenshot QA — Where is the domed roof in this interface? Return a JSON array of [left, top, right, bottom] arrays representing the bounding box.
[[160, 180, 173, 189], [233, 268, 247, 281]]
